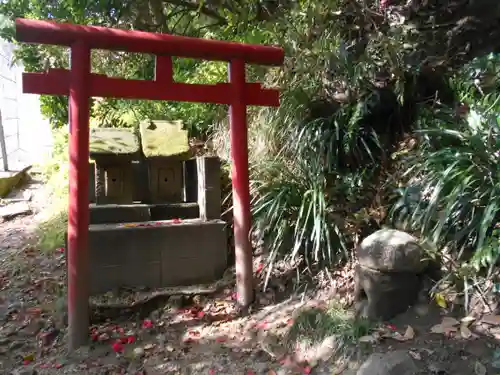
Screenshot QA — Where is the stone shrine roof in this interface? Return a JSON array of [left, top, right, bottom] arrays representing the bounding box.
[[139, 120, 190, 159]]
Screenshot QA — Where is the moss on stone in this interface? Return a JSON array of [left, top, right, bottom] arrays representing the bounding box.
[[0, 166, 31, 198], [139, 120, 190, 159], [89, 128, 140, 157]]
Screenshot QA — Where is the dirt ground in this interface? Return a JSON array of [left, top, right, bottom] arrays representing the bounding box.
[[0, 180, 499, 375]]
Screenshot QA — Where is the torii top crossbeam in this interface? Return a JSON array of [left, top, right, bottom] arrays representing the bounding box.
[[16, 18, 283, 65], [15, 17, 284, 351]]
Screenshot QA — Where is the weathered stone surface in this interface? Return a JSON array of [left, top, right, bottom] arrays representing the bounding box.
[[0, 202, 31, 220], [357, 229, 426, 273], [354, 264, 420, 321], [139, 120, 190, 159], [357, 351, 419, 375], [89, 127, 140, 156], [197, 156, 221, 220]]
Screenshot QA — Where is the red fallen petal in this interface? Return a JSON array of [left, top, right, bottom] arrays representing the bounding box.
[[56, 247, 65, 253], [112, 341, 124, 353], [215, 336, 227, 342], [172, 218, 182, 224], [154, 222, 162, 226], [256, 321, 268, 329], [197, 311, 206, 318], [286, 318, 294, 326], [127, 335, 136, 344], [247, 370, 256, 375], [387, 324, 397, 331], [188, 330, 200, 336], [117, 327, 125, 334], [255, 263, 264, 273], [142, 319, 153, 329], [23, 360, 31, 365], [54, 363, 63, 369], [231, 292, 238, 300], [91, 334, 99, 341], [303, 366, 312, 374], [209, 369, 216, 375]]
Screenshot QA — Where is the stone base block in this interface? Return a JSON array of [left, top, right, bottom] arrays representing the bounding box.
[[87, 219, 228, 295], [354, 264, 420, 321], [89, 203, 199, 224]]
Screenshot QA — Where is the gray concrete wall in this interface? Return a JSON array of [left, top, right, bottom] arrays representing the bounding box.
[[0, 39, 53, 171]]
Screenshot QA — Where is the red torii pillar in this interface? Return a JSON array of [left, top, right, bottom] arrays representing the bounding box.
[[15, 18, 284, 350]]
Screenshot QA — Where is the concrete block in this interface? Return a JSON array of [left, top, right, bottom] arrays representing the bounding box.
[[197, 156, 221, 220], [89, 204, 151, 224], [159, 219, 228, 286], [149, 203, 199, 220], [89, 203, 200, 224], [87, 219, 228, 294]]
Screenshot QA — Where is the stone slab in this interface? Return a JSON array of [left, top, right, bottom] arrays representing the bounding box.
[[89, 203, 199, 224], [0, 201, 31, 220], [87, 219, 228, 294], [149, 203, 199, 220], [89, 127, 140, 157], [139, 120, 190, 159], [89, 204, 152, 224]]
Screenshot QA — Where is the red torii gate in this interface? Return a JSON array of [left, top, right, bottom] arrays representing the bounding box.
[[15, 18, 284, 350]]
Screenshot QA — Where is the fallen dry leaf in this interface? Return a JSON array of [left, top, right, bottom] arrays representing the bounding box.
[[408, 350, 421, 360], [460, 325, 472, 339], [474, 361, 487, 375], [441, 317, 460, 327], [391, 326, 415, 342], [481, 314, 500, 325], [431, 317, 460, 335], [358, 334, 378, 343], [404, 325, 415, 340], [434, 293, 447, 308], [461, 316, 476, 324]]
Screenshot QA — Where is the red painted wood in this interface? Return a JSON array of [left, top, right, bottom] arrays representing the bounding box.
[[22, 70, 280, 106], [229, 59, 254, 307], [155, 55, 173, 84], [16, 18, 284, 66], [67, 42, 91, 349], [15, 18, 284, 351]]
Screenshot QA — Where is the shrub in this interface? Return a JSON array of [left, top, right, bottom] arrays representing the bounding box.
[[390, 53, 500, 282]]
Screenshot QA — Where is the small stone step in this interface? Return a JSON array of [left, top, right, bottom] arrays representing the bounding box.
[[0, 202, 32, 220]]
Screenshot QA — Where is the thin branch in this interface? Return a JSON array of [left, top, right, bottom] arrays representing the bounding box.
[[159, 0, 228, 24]]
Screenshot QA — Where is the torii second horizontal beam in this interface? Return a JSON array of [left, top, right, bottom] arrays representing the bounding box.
[[22, 69, 280, 106]]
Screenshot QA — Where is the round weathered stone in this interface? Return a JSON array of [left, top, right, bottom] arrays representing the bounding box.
[[357, 229, 426, 273], [354, 265, 420, 321]]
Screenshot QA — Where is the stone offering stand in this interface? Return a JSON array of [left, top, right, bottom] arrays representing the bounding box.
[[79, 120, 227, 295]]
